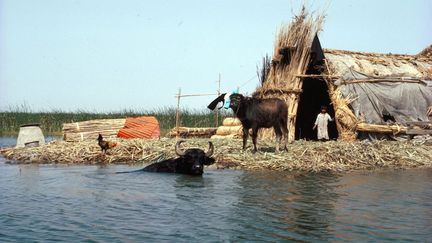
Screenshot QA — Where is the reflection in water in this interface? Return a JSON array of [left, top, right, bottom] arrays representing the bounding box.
[[289, 173, 340, 240], [0, 135, 61, 148], [232, 172, 341, 241], [0, 155, 431, 242]]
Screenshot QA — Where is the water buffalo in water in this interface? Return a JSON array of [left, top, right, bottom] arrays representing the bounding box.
[[118, 140, 215, 176], [229, 93, 288, 153]]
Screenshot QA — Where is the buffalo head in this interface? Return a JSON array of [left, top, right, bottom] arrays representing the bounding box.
[[228, 93, 245, 111], [175, 140, 215, 175]]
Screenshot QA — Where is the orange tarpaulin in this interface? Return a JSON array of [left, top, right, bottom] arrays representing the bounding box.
[[117, 116, 160, 139]]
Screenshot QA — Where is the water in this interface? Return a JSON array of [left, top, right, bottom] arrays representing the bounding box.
[[1, 138, 432, 242], [0, 135, 60, 148]]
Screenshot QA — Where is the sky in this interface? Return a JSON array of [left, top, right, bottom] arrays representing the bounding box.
[[0, 0, 431, 112]]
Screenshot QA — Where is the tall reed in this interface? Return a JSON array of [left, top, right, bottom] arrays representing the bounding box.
[[0, 107, 230, 136]]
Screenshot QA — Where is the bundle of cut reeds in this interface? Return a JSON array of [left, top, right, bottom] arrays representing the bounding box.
[[215, 126, 242, 136], [167, 127, 217, 138], [211, 118, 243, 139], [62, 118, 126, 142], [328, 88, 358, 140], [212, 118, 277, 139], [257, 54, 271, 86], [222, 117, 242, 126]]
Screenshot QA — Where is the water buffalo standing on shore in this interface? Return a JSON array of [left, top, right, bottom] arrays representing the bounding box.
[[229, 93, 289, 153], [118, 140, 215, 176]]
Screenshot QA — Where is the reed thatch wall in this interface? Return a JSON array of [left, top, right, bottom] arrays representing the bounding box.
[[254, 8, 325, 142]]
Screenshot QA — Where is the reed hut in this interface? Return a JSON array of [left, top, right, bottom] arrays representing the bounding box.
[[254, 9, 432, 142]]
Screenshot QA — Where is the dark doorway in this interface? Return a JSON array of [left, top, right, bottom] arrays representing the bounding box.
[[295, 78, 338, 140]]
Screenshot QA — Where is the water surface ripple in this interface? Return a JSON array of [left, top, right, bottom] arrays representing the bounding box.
[[1, 142, 431, 242]]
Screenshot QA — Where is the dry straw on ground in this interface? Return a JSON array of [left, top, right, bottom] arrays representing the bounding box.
[[1, 138, 431, 172]]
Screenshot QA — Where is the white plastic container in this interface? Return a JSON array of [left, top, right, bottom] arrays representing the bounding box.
[[16, 124, 45, 148]]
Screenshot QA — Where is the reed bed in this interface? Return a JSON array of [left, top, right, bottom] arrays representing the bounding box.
[[0, 107, 229, 136], [1, 138, 431, 172]]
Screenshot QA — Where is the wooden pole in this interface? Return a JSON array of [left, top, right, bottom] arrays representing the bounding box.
[[287, 67, 305, 143], [175, 88, 181, 138], [287, 91, 299, 143], [175, 93, 217, 97], [215, 74, 221, 127], [286, 52, 310, 143], [296, 74, 340, 79], [356, 123, 407, 134], [340, 79, 426, 85]]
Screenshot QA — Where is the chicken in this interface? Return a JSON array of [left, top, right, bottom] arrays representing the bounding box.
[[97, 134, 117, 153]]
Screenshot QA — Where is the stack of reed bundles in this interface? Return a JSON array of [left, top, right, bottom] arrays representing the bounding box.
[[167, 127, 217, 138], [62, 118, 126, 142], [211, 118, 277, 139], [211, 118, 243, 139]]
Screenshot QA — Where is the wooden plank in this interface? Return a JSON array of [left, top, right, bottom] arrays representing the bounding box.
[[259, 88, 303, 95], [175, 88, 181, 138], [356, 122, 432, 135], [175, 93, 218, 98], [340, 79, 426, 85], [356, 123, 408, 134], [296, 74, 340, 79]]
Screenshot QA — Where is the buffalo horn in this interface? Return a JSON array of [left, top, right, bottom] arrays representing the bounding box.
[[175, 140, 186, 156], [205, 142, 214, 157]]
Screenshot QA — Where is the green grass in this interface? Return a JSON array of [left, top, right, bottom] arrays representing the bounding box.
[[0, 106, 230, 136]]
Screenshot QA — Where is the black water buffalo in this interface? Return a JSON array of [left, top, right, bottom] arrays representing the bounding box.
[[119, 141, 215, 176], [229, 93, 288, 153]]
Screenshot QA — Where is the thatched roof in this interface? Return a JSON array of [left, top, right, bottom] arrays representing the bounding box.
[[324, 48, 432, 79], [417, 44, 432, 58], [255, 8, 325, 98]]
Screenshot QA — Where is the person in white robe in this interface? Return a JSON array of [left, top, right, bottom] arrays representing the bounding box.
[[313, 106, 333, 140]]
